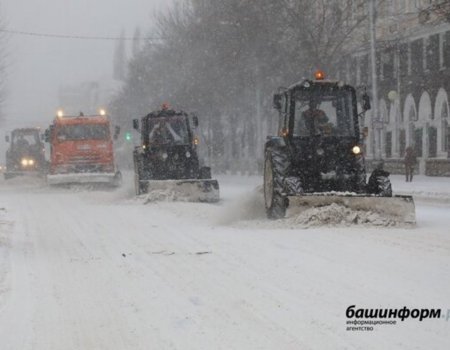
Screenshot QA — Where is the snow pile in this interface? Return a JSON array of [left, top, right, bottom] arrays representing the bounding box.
[[286, 203, 399, 228]]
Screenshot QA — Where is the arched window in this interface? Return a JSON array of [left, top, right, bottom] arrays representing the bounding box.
[[442, 102, 449, 153], [409, 107, 417, 122]]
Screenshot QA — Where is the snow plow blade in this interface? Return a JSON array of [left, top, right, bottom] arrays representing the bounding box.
[[287, 194, 416, 224], [140, 179, 220, 203], [47, 172, 121, 186]]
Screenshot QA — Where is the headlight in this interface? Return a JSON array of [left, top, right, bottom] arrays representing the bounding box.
[[185, 151, 191, 158], [21, 158, 35, 167], [352, 146, 362, 155], [161, 152, 168, 160], [316, 148, 324, 156]]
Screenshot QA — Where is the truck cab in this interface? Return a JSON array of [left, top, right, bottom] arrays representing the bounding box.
[[45, 111, 121, 186]]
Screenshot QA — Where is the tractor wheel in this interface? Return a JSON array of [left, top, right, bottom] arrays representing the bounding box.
[[133, 154, 146, 195], [199, 166, 212, 179], [134, 169, 148, 195], [376, 175, 392, 197], [264, 148, 289, 219], [367, 170, 392, 197], [134, 172, 142, 195]]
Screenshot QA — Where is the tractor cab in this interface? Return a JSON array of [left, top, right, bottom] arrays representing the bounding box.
[[132, 104, 219, 201], [272, 72, 368, 193], [264, 71, 415, 224]]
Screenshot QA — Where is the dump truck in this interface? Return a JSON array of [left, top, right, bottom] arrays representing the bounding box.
[[263, 71, 415, 224], [132, 105, 219, 202], [4, 127, 47, 179], [45, 110, 122, 186]]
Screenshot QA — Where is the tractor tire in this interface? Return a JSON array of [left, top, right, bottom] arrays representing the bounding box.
[[199, 166, 212, 179], [134, 172, 142, 195], [264, 148, 289, 219], [367, 169, 392, 197], [376, 175, 392, 197], [133, 153, 147, 195]]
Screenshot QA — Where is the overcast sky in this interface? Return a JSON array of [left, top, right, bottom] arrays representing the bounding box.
[[2, 0, 170, 129]]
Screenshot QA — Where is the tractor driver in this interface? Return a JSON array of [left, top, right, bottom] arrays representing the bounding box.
[[149, 119, 183, 144], [301, 98, 331, 135], [149, 121, 168, 144]]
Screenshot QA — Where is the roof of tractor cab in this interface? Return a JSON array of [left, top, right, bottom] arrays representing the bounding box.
[[12, 127, 41, 133], [145, 109, 188, 119], [287, 79, 353, 92], [53, 115, 110, 125]]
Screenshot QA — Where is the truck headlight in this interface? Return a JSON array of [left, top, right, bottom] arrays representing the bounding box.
[[21, 158, 29, 166]]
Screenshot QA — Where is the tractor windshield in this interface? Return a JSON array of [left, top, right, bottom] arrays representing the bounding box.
[[56, 124, 110, 141], [293, 88, 356, 137], [147, 116, 189, 145]]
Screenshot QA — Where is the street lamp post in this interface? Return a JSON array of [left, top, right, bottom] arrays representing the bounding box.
[[369, 0, 381, 160]]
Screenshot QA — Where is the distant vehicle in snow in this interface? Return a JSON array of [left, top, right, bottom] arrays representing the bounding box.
[[44, 110, 122, 186], [132, 104, 219, 202], [4, 127, 47, 180]]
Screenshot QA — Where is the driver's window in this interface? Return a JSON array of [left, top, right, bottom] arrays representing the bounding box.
[[294, 101, 310, 136], [293, 99, 338, 137], [318, 101, 337, 126]]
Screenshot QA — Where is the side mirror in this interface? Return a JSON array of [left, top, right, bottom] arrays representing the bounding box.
[[362, 93, 371, 111], [273, 93, 282, 110], [5, 135, 9, 143], [133, 119, 139, 131], [114, 126, 120, 140], [193, 115, 199, 128]]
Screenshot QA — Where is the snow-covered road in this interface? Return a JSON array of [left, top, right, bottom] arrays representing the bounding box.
[[0, 175, 449, 349]]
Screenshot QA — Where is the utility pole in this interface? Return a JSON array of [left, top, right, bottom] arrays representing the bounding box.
[[369, 0, 381, 159]]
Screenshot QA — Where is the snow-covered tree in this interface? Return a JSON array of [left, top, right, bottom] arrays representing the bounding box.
[[113, 30, 127, 81], [109, 0, 369, 172]]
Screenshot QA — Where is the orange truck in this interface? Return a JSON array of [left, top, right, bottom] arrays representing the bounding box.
[[45, 111, 121, 186]]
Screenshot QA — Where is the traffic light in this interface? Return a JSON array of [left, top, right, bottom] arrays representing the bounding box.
[[125, 132, 132, 141]]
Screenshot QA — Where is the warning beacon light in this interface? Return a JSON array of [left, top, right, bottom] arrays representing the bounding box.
[[314, 70, 325, 80]]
